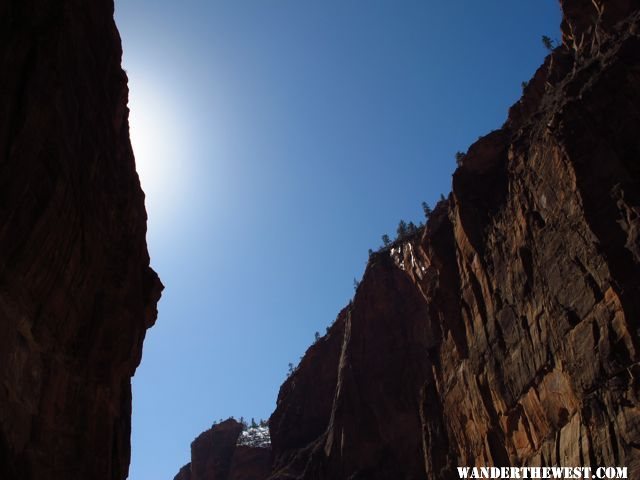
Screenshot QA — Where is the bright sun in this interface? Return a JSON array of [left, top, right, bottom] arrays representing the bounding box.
[[127, 77, 188, 225]]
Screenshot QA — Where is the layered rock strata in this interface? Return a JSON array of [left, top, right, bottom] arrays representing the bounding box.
[[0, 1, 161, 479]]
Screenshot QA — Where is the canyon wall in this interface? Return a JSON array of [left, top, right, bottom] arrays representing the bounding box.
[[174, 0, 640, 477], [267, 1, 640, 478], [0, 1, 161, 479], [12, 0, 637, 478]]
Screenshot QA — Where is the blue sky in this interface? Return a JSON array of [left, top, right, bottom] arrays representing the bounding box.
[[114, 2, 562, 479]]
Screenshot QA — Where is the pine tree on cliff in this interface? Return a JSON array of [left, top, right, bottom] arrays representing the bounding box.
[[396, 220, 408, 239], [239, 416, 248, 429], [422, 201, 432, 219], [541, 35, 556, 51]]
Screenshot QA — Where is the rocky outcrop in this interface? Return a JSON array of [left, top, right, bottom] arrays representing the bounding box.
[[267, 1, 640, 479], [175, 420, 271, 480], [0, 1, 161, 480]]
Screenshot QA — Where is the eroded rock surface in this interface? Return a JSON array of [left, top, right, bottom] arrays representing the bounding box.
[[0, 1, 161, 479], [173, 0, 639, 479], [268, 1, 640, 479]]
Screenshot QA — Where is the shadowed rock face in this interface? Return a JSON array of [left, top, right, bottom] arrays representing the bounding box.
[[0, 1, 162, 479], [7, 0, 638, 479]]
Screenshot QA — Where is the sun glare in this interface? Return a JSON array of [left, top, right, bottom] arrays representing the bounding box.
[[128, 76, 189, 227]]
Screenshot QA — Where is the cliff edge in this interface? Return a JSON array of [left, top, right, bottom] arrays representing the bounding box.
[[0, 1, 162, 479], [268, 0, 640, 478], [175, 0, 640, 477]]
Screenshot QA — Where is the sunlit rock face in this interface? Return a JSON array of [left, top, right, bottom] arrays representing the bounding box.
[[0, 1, 161, 479], [174, 1, 640, 479], [267, 2, 640, 479], [174, 420, 272, 480]]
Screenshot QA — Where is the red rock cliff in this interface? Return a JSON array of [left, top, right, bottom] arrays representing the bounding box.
[[174, 420, 271, 480], [267, 0, 640, 478], [170, 0, 640, 479], [0, 1, 162, 479]]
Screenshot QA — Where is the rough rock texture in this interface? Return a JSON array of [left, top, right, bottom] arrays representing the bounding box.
[[267, 1, 640, 479], [174, 420, 271, 480], [0, 1, 162, 480], [172, 1, 640, 479], [229, 447, 272, 480]]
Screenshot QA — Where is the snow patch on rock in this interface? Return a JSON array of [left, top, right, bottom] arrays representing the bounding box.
[[237, 426, 271, 448]]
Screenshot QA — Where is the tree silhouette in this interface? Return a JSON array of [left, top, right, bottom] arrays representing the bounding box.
[[541, 35, 555, 51], [397, 220, 408, 239], [421, 201, 432, 219], [239, 416, 247, 429], [381, 234, 391, 247]]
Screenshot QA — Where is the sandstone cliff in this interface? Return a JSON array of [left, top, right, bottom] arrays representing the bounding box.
[[174, 420, 271, 480], [268, 0, 640, 478], [174, 0, 640, 478], [0, 1, 161, 479]]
